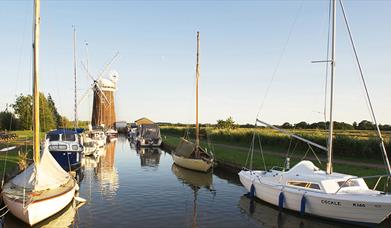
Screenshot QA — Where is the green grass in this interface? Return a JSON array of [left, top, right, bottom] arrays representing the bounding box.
[[161, 126, 391, 162], [0, 130, 39, 179], [162, 134, 389, 189]]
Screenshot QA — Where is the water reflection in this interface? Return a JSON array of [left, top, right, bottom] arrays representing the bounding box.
[[239, 195, 357, 228], [97, 142, 119, 197], [137, 147, 162, 167], [171, 164, 214, 228], [5, 138, 384, 228]]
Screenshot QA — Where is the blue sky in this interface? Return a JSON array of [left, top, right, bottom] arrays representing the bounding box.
[[1, 0, 390, 125]]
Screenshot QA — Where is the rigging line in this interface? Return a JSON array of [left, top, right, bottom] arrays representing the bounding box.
[[308, 144, 322, 165], [14, 2, 30, 106], [323, 0, 332, 125], [245, 130, 256, 168], [255, 0, 304, 119], [257, 134, 267, 171], [339, 0, 391, 174]]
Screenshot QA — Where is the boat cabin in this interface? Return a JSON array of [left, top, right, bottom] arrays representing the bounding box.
[[46, 129, 83, 171], [277, 161, 370, 194]]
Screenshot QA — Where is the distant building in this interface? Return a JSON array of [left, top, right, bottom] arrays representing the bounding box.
[[91, 74, 118, 128], [135, 117, 154, 126]]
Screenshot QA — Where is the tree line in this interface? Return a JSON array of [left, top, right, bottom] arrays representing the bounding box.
[[0, 93, 79, 132], [160, 117, 391, 131]]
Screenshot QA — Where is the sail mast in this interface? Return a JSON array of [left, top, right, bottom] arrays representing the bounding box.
[[195, 31, 200, 157], [73, 26, 78, 129], [33, 0, 41, 166], [326, 0, 336, 175]]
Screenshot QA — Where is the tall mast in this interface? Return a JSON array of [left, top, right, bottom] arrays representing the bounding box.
[[73, 26, 78, 129], [195, 31, 200, 157], [326, 0, 336, 175], [33, 0, 41, 166]]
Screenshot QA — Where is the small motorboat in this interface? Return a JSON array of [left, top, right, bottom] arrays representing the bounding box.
[[47, 129, 83, 171]]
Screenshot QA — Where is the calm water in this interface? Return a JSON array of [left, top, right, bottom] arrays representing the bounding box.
[[3, 137, 390, 227]]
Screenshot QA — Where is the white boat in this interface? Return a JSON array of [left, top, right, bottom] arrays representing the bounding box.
[[105, 128, 118, 143], [2, 144, 77, 225], [239, 161, 391, 225], [2, 1, 78, 225], [89, 130, 107, 147], [172, 138, 214, 172], [239, 0, 391, 226], [135, 124, 162, 147], [83, 136, 99, 156], [172, 32, 214, 172]]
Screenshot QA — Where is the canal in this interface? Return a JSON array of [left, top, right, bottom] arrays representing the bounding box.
[[3, 137, 390, 227]]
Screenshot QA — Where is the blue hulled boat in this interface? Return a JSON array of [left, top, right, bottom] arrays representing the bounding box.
[[46, 129, 83, 171]]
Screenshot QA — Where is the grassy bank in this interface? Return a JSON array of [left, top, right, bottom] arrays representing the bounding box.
[[162, 134, 390, 189], [161, 126, 391, 162], [0, 131, 39, 180]]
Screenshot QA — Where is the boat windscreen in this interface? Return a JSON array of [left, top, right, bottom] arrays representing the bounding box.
[[47, 134, 60, 141], [141, 125, 160, 139], [175, 138, 195, 158], [338, 180, 360, 188], [63, 134, 76, 142]]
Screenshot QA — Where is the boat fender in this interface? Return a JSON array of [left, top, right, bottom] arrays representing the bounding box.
[[300, 195, 306, 215], [278, 192, 284, 210], [74, 196, 87, 203], [250, 184, 256, 199]]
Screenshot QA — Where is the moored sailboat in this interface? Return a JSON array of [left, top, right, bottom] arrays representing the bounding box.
[[2, 0, 78, 225], [239, 0, 391, 225], [172, 32, 214, 172]]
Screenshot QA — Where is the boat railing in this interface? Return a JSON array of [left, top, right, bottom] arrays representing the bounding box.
[[270, 166, 285, 171], [335, 174, 391, 194]]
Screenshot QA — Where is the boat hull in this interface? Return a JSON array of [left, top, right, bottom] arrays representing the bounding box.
[[3, 183, 76, 226], [83, 146, 98, 156], [49, 150, 82, 171], [239, 170, 391, 225], [172, 154, 213, 172]]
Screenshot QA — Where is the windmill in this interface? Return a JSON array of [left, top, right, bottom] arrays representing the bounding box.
[[78, 51, 119, 128]]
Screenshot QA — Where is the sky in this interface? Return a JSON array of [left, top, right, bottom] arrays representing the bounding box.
[[0, 0, 390, 125]]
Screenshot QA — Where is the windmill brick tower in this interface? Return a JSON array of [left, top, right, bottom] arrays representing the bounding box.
[[79, 52, 119, 129], [91, 72, 118, 128]]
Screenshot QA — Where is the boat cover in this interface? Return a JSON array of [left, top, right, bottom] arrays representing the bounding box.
[[174, 138, 195, 158], [140, 124, 161, 139], [47, 129, 79, 135], [11, 140, 71, 191]]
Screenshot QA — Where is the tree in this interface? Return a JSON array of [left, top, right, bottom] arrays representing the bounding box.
[[12, 94, 32, 130], [216, 116, 237, 129], [357, 120, 374, 130], [294, 121, 309, 129], [281, 122, 293, 129], [39, 93, 56, 131], [12, 93, 56, 131], [0, 111, 19, 130], [47, 94, 62, 128]]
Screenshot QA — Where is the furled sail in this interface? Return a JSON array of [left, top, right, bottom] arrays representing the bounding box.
[[10, 140, 71, 191]]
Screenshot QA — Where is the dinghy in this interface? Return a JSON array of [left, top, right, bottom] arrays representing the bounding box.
[[2, 1, 77, 225], [239, 0, 391, 225], [172, 32, 214, 172]]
